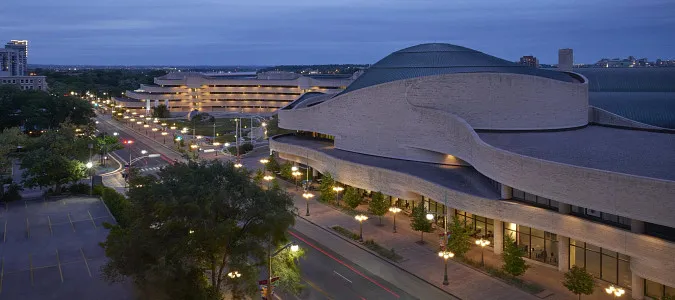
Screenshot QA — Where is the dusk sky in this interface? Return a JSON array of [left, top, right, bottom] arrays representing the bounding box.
[[1, 0, 673, 66]]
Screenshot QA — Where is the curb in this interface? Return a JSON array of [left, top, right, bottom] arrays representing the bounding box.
[[294, 213, 463, 300]]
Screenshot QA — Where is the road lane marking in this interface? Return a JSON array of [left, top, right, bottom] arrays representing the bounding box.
[[80, 248, 92, 277], [88, 210, 97, 228], [302, 278, 334, 300], [333, 270, 352, 283], [288, 230, 400, 298], [0, 257, 4, 294], [56, 249, 64, 282], [67, 213, 75, 232], [48, 216, 53, 236]]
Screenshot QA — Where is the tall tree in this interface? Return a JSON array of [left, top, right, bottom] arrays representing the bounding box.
[[502, 234, 529, 277], [152, 104, 171, 118], [447, 215, 472, 258], [266, 155, 280, 173], [562, 266, 596, 300], [368, 191, 389, 225], [0, 127, 27, 178], [410, 201, 433, 243], [342, 187, 362, 209], [280, 162, 293, 180], [101, 160, 303, 299], [318, 172, 335, 203]]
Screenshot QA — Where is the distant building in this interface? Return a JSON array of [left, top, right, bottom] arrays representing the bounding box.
[[519, 56, 539, 68], [558, 48, 573, 71], [115, 71, 360, 115], [0, 39, 47, 90]]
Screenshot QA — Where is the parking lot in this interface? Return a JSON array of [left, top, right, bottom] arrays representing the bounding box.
[[0, 196, 133, 299]]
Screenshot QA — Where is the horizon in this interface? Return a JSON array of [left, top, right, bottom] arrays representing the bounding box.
[[2, 0, 674, 65]]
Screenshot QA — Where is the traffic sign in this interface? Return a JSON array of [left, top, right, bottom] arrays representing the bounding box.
[[258, 276, 280, 285]]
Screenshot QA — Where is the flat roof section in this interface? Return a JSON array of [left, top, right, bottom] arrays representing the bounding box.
[[274, 135, 501, 199], [478, 125, 675, 182]]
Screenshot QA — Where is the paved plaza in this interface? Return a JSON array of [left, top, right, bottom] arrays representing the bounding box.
[[0, 196, 133, 300]]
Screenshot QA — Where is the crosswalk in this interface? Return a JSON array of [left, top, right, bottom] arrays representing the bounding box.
[[138, 166, 163, 173]]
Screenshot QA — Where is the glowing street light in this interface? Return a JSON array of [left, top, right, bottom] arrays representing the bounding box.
[[292, 171, 302, 190], [302, 191, 314, 216], [227, 271, 242, 279], [234, 162, 243, 168], [426, 213, 434, 221], [332, 186, 344, 205], [605, 285, 626, 298], [475, 238, 491, 266], [389, 207, 402, 233], [355, 214, 369, 241], [438, 250, 454, 285]]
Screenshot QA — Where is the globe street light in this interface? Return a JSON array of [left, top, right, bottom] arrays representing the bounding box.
[[355, 214, 368, 241], [302, 191, 314, 216], [260, 158, 269, 172], [86, 161, 93, 195], [227, 271, 242, 279], [438, 250, 454, 286], [426, 213, 434, 221], [161, 131, 168, 144], [234, 162, 243, 168], [332, 186, 344, 206], [292, 171, 302, 190], [389, 207, 402, 233], [475, 238, 491, 266], [263, 175, 274, 189], [605, 285, 626, 298]]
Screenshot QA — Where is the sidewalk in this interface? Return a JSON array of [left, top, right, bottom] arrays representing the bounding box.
[[277, 179, 538, 300]]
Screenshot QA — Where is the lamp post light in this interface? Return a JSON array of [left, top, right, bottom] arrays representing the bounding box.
[[143, 124, 150, 134], [212, 142, 221, 156], [292, 171, 302, 190], [605, 285, 626, 298], [332, 186, 344, 206], [389, 207, 402, 233], [438, 250, 454, 286], [161, 131, 168, 144], [227, 271, 242, 279], [151, 127, 158, 137], [263, 175, 274, 189], [426, 213, 435, 221], [234, 162, 243, 168], [267, 242, 299, 299], [302, 191, 314, 216], [355, 214, 368, 241], [260, 158, 269, 172], [475, 238, 491, 266], [86, 161, 93, 195]]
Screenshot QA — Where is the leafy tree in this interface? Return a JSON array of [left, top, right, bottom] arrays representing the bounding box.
[[267, 155, 280, 173], [96, 133, 122, 166], [101, 160, 302, 299], [446, 215, 472, 257], [342, 187, 362, 209], [502, 234, 529, 277], [318, 172, 335, 203], [152, 104, 171, 118], [410, 201, 433, 243], [0, 127, 27, 177], [254, 169, 264, 185], [368, 191, 389, 225], [563, 266, 596, 300], [280, 162, 293, 180]]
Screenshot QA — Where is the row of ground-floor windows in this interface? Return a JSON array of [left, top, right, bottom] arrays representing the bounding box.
[[646, 279, 675, 299], [504, 223, 559, 266], [569, 239, 631, 288]]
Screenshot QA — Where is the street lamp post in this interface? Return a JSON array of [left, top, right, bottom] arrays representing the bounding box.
[[260, 158, 269, 173], [267, 242, 299, 299], [332, 186, 344, 206], [475, 238, 491, 267], [263, 175, 274, 189], [389, 207, 402, 233], [438, 250, 454, 286], [292, 170, 302, 190], [161, 131, 168, 144], [605, 285, 626, 298], [227, 271, 242, 279], [355, 214, 368, 241], [86, 161, 93, 195], [302, 191, 314, 216]]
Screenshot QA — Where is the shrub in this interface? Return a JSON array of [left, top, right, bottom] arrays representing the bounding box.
[[1, 182, 22, 202], [368, 191, 388, 225], [563, 266, 595, 300], [343, 187, 362, 209], [99, 186, 131, 227], [503, 234, 529, 277], [363, 239, 403, 262], [240, 142, 253, 153], [68, 183, 91, 195], [331, 226, 360, 240]]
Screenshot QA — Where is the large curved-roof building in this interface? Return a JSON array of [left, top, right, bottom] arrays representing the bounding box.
[[272, 43, 675, 299]]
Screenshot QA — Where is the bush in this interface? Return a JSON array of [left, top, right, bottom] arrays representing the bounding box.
[[343, 187, 362, 209], [68, 183, 91, 195], [363, 240, 403, 262], [1, 183, 22, 202], [99, 186, 131, 227], [331, 225, 360, 240], [241, 143, 253, 153]]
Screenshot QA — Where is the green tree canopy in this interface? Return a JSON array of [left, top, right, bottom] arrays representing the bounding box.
[[563, 266, 596, 300], [0, 127, 27, 178], [266, 155, 280, 173], [447, 215, 472, 258], [342, 186, 362, 209], [502, 234, 529, 277], [280, 162, 293, 180], [152, 104, 171, 118], [410, 201, 433, 243], [368, 191, 389, 225], [318, 172, 335, 203], [101, 160, 302, 299]]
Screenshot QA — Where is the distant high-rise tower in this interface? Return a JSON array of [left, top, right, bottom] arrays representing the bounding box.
[[519, 55, 539, 68], [558, 48, 573, 72], [5, 40, 27, 76]]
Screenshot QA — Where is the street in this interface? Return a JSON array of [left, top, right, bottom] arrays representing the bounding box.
[[277, 229, 416, 300]]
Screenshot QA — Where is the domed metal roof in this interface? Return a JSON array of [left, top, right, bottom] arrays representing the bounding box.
[[340, 43, 578, 95]]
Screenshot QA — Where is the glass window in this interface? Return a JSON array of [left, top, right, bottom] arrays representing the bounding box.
[[646, 280, 664, 299], [618, 259, 631, 288], [571, 244, 585, 268], [525, 192, 537, 202], [513, 189, 525, 199], [601, 254, 617, 283], [666, 286, 675, 298], [585, 250, 601, 277], [531, 228, 545, 238]]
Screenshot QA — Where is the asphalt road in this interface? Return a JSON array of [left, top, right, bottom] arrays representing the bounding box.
[[275, 229, 416, 300]]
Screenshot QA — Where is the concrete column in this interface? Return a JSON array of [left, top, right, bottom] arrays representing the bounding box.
[[500, 184, 513, 200], [558, 203, 571, 214], [631, 219, 645, 234], [447, 207, 456, 217], [312, 168, 318, 178], [493, 220, 504, 255], [557, 235, 570, 272], [632, 273, 645, 300]]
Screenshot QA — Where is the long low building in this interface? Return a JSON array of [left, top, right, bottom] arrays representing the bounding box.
[[115, 71, 359, 115], [270, 43, 675, 299]]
